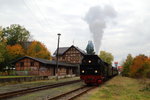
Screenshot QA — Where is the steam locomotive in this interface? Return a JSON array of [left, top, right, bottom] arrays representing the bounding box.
[[80, 55, 118, 85]]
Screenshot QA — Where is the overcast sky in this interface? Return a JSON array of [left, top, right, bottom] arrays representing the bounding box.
[[0, 0, 150, 65]]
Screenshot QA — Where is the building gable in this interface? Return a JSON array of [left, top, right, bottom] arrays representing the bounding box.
[[57, 46, 86, 64], [53, 45, 86, 56]]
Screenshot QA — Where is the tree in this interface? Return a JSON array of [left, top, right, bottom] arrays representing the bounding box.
[[86, 40, 95, 54], [27, 41, 52, 60], [0, 43, 6, 63], [99, 51, 114, 65], [0, 26, 4, 42], [122, 54, 150, 78], [0, 44, 25, 71], [122, 54, 133, 76], [143, 58, 150, 78], [6, 44, 25, 61], [0, 42, 6, 71], [0, 27, 7, 71], [2, 24, 30, 45], [129, 54, 148, 78]]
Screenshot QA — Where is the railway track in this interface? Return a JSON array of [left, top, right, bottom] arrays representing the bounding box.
[[48, 86, 96, 100], [0, 79, 81, 99]]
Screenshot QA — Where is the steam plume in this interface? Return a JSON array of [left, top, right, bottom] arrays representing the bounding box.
[[84, 5, 117, 54]]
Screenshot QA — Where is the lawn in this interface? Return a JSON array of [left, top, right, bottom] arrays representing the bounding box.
[[0, 77, 80, 93], [0, 76, 32, 78], [77, 75, 150, 100]]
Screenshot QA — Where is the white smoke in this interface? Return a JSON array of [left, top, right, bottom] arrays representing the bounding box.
[[84, 5, 117, 54]]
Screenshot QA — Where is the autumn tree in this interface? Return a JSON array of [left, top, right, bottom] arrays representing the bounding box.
[[99, 51, 114, 65], [2, 24, 30, 45], [129, 54, 148, 78], [86, 41, 95, 54], [26, 41, 51, 60], [142, 58, 150, 78], [6, 44, 25, 61], [0, 44, 25, 71], [122, 54, 150, 78], [122, 54, 133, 76]]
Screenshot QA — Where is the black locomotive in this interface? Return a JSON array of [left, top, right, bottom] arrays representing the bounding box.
[[80, 55, 118, 85]]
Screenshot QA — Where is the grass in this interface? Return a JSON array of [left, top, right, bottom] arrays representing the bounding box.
[[0, 77, 80, 93], [0, 76, 33, 78], [77, 75, 150, 100], [9, 81, 84, 100]]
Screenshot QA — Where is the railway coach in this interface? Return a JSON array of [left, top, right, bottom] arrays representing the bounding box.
[[80, 55, 118, 85]]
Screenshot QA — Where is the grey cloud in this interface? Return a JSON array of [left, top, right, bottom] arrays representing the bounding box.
[[0, 0, 150, 65]]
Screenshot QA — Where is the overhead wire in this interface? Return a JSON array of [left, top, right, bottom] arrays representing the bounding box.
[[33, 0, 52, 28], [23, 0, 50, 33]]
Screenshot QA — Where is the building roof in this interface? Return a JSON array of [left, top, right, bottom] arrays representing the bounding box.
[[54, 47, 69, 55], [12, 56, 78, 67], [53, 45, 86, 56]]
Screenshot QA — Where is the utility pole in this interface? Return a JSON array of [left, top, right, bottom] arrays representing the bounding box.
[[56, 33, 61, 80]]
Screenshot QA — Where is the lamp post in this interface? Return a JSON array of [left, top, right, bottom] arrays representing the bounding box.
[[56, 33, 61, 80]]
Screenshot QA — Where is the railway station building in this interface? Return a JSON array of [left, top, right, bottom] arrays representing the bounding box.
[[13, 56, 78, 76], [12, 45, 86, 76]]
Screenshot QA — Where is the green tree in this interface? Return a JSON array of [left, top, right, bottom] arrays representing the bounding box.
[[0, 43, 5, 62], [27, 41, 52, 60], [86, 41, 95, 54], [0, 42, 6, 70], [0, 26, 4, 42], [99, 51, 114, 65], [2, 24, 30, 45], [0, 27, 7, 71], [122, 54, 133, 76]]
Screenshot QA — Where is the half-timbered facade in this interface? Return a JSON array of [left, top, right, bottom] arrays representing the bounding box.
[[54, 45, 86, 64], [13, 56, 78, 76]]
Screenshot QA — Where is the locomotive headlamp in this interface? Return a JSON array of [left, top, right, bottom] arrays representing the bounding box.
[[95, 70, 98, 73], [82, 70, 85, 73], [88, 60, 91, 63]]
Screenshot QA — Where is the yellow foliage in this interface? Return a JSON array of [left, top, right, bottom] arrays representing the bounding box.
[[6, 44, 25, 58], [26, 41, 51, 60], [129, 55, 150, 78]]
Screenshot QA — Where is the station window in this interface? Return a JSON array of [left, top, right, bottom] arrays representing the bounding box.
[[20, 62, 24, 67], [31, 62, 34, 66]]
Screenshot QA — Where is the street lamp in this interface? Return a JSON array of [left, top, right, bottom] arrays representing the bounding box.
[[56, 33, 61, 80]]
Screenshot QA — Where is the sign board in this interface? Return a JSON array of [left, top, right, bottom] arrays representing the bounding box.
[[114, 62, 118, 68]]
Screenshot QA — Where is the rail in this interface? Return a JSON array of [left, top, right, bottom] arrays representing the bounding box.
[[0, 79, 81, 99], [48, 86, 96, 100]]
